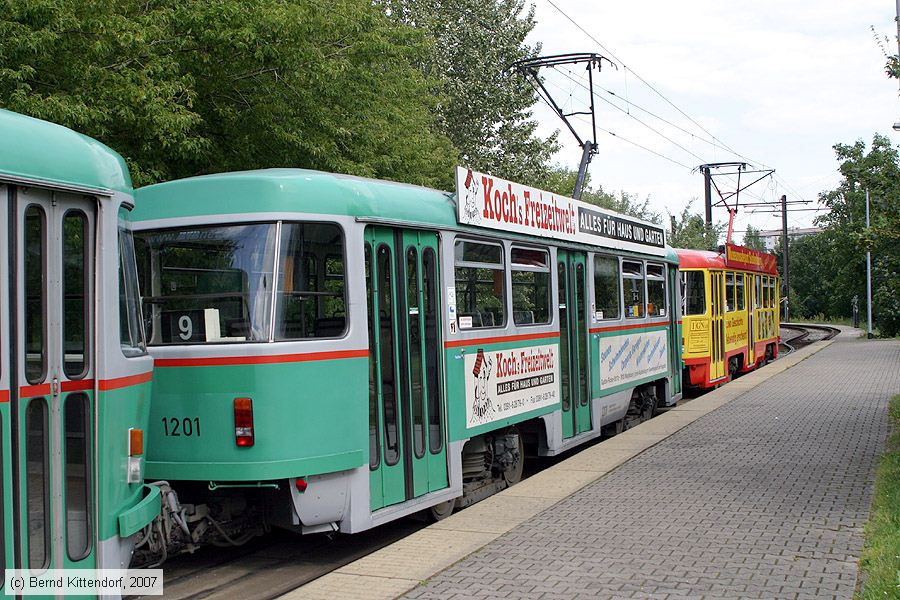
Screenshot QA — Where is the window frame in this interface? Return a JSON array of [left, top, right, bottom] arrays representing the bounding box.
[[645, 262, 667, 318], [453, 237, 507, 330], [682, 270, 707, 316], [62, 209, 91, 379], [592, 254, 621, 321], [274, 221, 348, 341], [621, 260, 646, 320], [510, 244, 551, 326], [24, 204, 48, 383]]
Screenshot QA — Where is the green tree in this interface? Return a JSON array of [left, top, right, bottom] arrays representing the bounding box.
[[379, 0, 559, 184], [742, 225, 767, 251], [806, 134, 900, 335], [539, 166, 660, 222], [0, 0, 458, 187], [668, 203, 723, 250]]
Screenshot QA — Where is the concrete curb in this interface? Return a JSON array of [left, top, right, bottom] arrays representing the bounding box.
[[279, 339, 835, 600]]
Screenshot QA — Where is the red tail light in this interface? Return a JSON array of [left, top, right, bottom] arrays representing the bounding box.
[[234, 398, 254, 447]]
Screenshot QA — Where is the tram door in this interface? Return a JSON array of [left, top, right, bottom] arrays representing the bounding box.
[[746, 274, 755, 365], [709, 271, 726, 381], [10, 188, 97, 576], [366, 227, 449, 510], [558, 250, 591, 439]]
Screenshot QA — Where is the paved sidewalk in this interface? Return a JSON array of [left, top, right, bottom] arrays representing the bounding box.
[[403, 333, 899, 600]]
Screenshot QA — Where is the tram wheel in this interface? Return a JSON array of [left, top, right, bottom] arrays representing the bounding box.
[[428, 499, 455, 521], [502, 431, 525, 486]]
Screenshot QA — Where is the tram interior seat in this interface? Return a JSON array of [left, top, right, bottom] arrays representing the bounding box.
[[514, 310, 534, 324], [314, 316, 345, 337]]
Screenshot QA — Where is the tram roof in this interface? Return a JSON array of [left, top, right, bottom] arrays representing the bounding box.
[[675, 247, 778, 275], [0, 109, 131, 194], [133, 168, 458, 226], [134, 168, 678, 262]]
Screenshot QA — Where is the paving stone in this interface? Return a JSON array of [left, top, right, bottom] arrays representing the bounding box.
[[402, 334, 899, 599]]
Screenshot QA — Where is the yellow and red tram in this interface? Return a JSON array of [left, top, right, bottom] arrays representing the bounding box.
[[678, 244, 780, 389]]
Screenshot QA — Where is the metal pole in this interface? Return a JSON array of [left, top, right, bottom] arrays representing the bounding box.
[[781, 194, 789, 322], [866, 189, 873, 338], [703, 166, 712, 228], [572, 142, 594, 200]]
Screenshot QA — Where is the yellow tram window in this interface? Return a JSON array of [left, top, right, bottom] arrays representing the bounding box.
[[682, 271, 705, 315], [725, 272, 736, 312]]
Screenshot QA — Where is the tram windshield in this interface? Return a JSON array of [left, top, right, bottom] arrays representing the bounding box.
[[135, 222, 346, 344], [136, 224, 278, 344]]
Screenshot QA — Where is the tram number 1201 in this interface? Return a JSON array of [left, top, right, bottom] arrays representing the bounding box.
[[161, 417, 201, 437]]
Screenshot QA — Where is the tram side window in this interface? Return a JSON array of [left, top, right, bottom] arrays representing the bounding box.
[[24, 206, 46, 383], [510, 247, 550, 325], [26, 399, 49, 569], [755, 275, 762, 308], [725, 272, 736, 312], [762, 276, 770, 308], [276, 223, 346, 340], [63, 211, 89, 377], [119, 227, 146, 356], [454, 239, 505, 329], [682, 271, 706, 315], [593, 255, 620, 320], [136, 224, 277, 344], [736, 273, 746, 310], [622, 261, 645, 319], [646, 264, 667, 317]]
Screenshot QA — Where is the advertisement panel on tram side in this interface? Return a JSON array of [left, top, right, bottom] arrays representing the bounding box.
[[597, 329, 669, 390], [463, 344, 560, 429]]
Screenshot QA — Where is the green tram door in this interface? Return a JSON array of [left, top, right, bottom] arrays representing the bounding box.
[[365, 227, 449, 510], [8, 190, 98, 578], [557, 250, 591, 438]]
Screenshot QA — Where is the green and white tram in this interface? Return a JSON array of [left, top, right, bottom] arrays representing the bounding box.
[[0, 110, 158, 585], [129, 166, 680, 553]]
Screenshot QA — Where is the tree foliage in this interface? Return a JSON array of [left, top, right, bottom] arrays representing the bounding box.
[[741, 225, 767, 252], [0, 0, 458, 187], [379, 0, 558, 184], [787, 134, 899, 336], [668, 203, 723, 250]]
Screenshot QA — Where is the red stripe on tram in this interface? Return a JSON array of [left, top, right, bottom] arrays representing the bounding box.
[[61, 379, 95, 392], [0, 390, 8, 403], [443, 331, 560, 349], [99, 372, 153, 391], [154, 349, 369, 368], [20, 383, 51, 397]]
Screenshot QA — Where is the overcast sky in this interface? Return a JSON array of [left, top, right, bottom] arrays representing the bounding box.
[[526, 0, 899, 241]]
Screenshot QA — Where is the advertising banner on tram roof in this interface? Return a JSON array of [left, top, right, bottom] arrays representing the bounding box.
[[455, 166, 667, 257]]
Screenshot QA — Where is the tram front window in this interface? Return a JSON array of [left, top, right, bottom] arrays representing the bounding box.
[[136, 224, 278, 344]]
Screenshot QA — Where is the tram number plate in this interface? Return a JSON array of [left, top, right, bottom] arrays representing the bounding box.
[[161, 417, 201, 437]]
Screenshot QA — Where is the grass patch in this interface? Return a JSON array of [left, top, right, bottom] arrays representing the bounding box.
[[857, 394, 900, 599], [788, 314, 854, 327]]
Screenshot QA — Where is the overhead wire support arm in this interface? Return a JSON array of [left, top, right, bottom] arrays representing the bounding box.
[[512, 53, 616, 199]]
